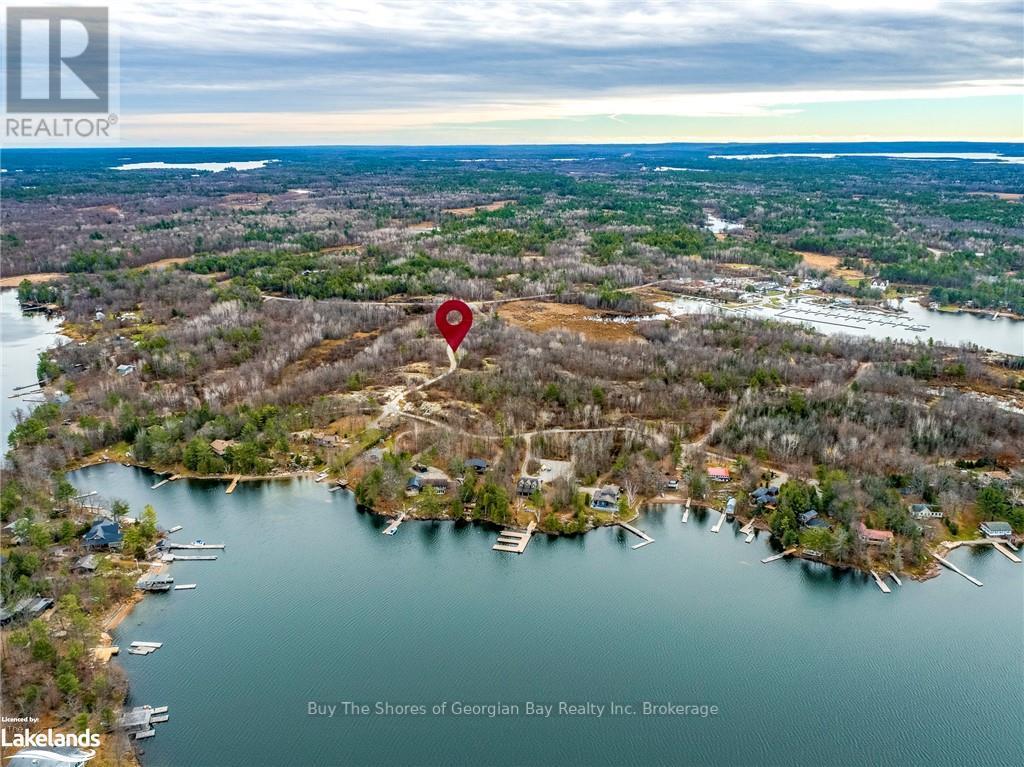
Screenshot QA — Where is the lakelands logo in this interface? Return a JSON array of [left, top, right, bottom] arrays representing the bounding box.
[[4, 6, 119, 142], [1, 728, 100, 760]]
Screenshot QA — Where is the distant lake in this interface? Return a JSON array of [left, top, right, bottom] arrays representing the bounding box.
[[709, 152, 1024, 164], [67, 462, 1022, 767], [0, 290, 64, 445], [110, 160, 277, 173], [657, 294, 1024, 356]]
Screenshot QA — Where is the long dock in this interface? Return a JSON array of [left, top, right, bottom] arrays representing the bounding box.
[[167, 542, 224, 550], [710, 509, 726, 533], [932, 552, 983, 586], [889, 572, 903, 587], [173, 584, 197, 590], [993, 542, 1022, 563], [761, 547, 798, 564], [151, 475, 179, 489], [942, 538, 1021, 563], [225, 475, 240, 494], [383, 513, 407, 536], [870, 570, 892, 593], [162, 554, 217, 561], [617, 521, 654, 549], [681, 498, 691, 523], [493, 520, 537, 553], [167, 525, 183, 533]]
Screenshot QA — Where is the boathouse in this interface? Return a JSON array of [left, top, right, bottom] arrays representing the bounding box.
[[980, 520, 1012, 538]]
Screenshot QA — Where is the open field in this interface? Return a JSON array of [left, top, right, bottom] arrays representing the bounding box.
[[498, 300, 641, 341]]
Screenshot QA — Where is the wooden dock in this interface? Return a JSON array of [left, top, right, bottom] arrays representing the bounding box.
[[889, 571, 903, 587], [761, 547, 798, 564], [739, 518, 756, 542], [173, 584, 197, 590], [163, 554, 217, 561], [992, 542, 1022, 563], [225, 475, 240, 494], [942, 538, 1021, 562], [932, 552, 983, 586], [167, 542, 224, 550], [870, 570, 892, 593], [167, 525, 183, 533], [383, 513, 407, 536], [681, 498, 691, 523], [151, 474, 179, 490], [710, 509, 726, 533], [617, 521, 654, 549], [493, 521, 537, 553]]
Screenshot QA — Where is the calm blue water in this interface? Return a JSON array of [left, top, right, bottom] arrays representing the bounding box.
[[65, 463, 1023, 767]]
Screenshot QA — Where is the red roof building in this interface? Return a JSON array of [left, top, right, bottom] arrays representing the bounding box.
[[858, 522, 894, 544]]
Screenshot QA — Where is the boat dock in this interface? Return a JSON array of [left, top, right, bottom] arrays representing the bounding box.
[[993, 542, 1022, 563], [617, 521, 654, 549], [710, 509, 726, 533], [168, 542, 224, 550], [127, 641, 163, 656], [681, 498, 691, 523], [870, 570, 892, 593], [932, 552, 983, 586], [889, 572, 903, 587], [761, 547, 798, 564], [225, 475, 241, 494], [162, 553, 217, 561], [167, 525, 183, 533], [941, 538, 1021, 563], [739, 518, 756, 542], [151, 474, 179, 490], [118, 705, 170, 740], [493, 520, 537, 553], [383, 512, 407, 536], [173, 583, 197, 590]]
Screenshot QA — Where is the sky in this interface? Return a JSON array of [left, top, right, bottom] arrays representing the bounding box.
[[9, 0, 1024, 145]]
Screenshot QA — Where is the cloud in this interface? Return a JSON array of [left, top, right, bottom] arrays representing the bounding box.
[[97, 0, 1024, 142]]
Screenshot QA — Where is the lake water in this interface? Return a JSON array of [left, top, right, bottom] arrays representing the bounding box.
[[110, 160, 277, 173], [657, 295, 1024, 356], [0, 289, 64, 445], [65, 462, 1023, 767]]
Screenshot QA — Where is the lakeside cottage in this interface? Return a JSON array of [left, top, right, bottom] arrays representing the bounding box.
[[909, 503, 943, 519], [517, 477, 541, 497], [979, 520, 1012, 538], [707, 467, 730, 482], [591, 484, 621, 510], [83, 519, 123, 549], [857, 522, 894, 545], [210, 439, 238, 457], [466, 458, 489, 474]]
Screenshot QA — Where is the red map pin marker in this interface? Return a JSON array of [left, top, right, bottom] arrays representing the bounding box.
[[435, 299, 473, 352]]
